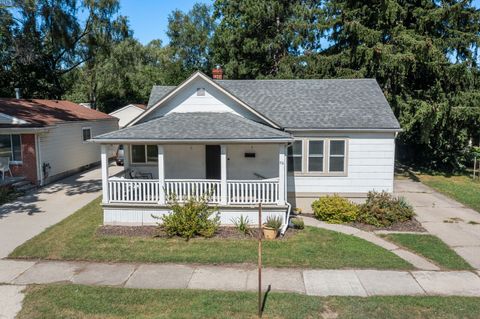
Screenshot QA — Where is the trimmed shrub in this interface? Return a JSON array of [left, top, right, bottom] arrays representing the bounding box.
[[291, 217, 304, 229], [158, 196, 220, 240], [357, 191, 415, 227], [311, 194, 359, 223]]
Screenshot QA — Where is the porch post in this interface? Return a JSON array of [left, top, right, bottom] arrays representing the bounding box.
[[101, 144, 109, 204], [123, 144, 130, 169], [278, 144, 286, 205], [220, 144, 227, 205], [158, 145, 165, 205]]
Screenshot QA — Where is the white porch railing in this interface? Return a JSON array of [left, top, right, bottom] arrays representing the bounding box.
[[108, 179, 160, 203], [107, 178, 280, 205], [164, 179, 221, 203], [227, 179, 279, 204]]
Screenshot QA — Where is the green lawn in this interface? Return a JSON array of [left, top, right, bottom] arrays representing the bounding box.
[[417, 174, 480, 213], [383, 234, 473, 270], [9, 197, 412, 269], [18, 284, 480, 319]]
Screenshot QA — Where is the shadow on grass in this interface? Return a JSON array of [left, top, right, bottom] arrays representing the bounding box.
[[260, 284, 272, 316]]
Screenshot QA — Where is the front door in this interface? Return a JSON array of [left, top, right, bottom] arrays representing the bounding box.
[[205, 145, 221, 179]]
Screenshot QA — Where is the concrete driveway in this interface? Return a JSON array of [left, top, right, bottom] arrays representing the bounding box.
[[0, 164, 121, 259], [395, 179, 480, 269]]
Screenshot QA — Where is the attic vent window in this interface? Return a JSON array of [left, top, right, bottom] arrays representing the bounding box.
[[196, 88, 205, 96]]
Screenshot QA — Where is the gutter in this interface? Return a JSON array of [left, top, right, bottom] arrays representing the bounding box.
[[92, 138, 294, 144], [0, 127, 50, 134], [285, 128, 402, 133]]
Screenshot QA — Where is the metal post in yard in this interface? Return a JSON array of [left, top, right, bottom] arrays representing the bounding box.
[[258, 202, 262, 318]]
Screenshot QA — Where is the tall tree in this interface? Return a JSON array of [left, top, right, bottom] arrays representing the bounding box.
[[167, 3, 216, 75], [212, 0, 323, 78], [65, 38, 183, 113], [4, 0, 129, 99]]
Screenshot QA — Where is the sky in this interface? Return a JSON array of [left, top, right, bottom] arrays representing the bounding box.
[[118, 0, 212, 45], [121, 0, 480, 45]]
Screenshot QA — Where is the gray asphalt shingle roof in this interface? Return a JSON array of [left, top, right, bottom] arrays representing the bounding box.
[[145, 78, 400, 130], [95, 112, 292, 141], [216, 79, 400, 130], [147, 85, 176, 107]]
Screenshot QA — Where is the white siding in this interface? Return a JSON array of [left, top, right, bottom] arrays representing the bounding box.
[[39, 120, 118, 180], [104, 206, 286, 226], [141, 77, 267, 124], [287, 132, 395, 194], [129, 144, 280, 180], [109, 105, 144, 128]]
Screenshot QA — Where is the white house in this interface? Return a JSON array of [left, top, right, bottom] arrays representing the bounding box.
[[0, 98, 118, 185], [93, 70, 400, 229], [109, 104, 147, 128]]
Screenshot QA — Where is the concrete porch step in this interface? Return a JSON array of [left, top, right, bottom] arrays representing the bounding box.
[[16, 183, 36, 193]]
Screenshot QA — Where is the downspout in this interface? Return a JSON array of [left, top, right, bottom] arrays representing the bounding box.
[[280, 202, 291, 236], [34, 134, 43, 186]]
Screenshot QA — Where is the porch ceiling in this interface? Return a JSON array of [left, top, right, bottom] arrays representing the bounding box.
[[93, 112, 293, 143]]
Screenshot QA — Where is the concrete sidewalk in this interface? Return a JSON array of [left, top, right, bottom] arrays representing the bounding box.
[[0, 164, 122, 259], [395, 179, 480, 269], [2, 259, 480, 297]]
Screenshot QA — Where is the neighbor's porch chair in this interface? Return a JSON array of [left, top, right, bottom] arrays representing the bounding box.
[[0, 157, 12, 180]]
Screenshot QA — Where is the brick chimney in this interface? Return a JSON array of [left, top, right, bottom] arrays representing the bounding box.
[[212, 66, 223, 80]]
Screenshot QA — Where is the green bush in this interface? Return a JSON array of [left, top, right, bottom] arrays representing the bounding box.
[[264, 215, 283, 231], [311, 194, 359, 223], [231, 215, 250, 235], [357, 191, 415, 227], [158, 196, 220, 240], [290, 217, 304, 230]]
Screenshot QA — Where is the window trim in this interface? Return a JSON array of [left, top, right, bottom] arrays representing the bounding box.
[[0, 134, 22, 164], [306, 138, 326, 173], [328, 139, 347, 173], [82, 127, 92, 143], [130, 144, 159, 165], [289, 138, 348, 177], [287, 139, 303, 173]]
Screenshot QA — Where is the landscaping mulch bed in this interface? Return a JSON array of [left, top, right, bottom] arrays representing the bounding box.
[[96, 225, 299, 240], [349, 218, 427, 232]]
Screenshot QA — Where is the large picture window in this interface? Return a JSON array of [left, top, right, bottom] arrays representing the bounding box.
[[131, 145, 158, 164], [287, 140, 303, 172], [0, 134, 21, 162]]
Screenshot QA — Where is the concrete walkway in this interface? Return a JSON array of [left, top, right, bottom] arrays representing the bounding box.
[[1, 259, 480, 297], [0, 164, 121, 259], [303, 217, 440, 270], [395, 179, 480, 269]]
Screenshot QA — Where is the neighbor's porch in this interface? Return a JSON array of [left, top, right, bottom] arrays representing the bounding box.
[[100, 143, 288, 206]]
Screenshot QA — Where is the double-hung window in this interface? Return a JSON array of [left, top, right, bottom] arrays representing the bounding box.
[[287, 140, 302, 172], [0, 134, 21, 162], [131, 145, 158, 164], [328, 140, 346, 172], [308, 140, 324, 172], [288, 138, 347, 175], [82, 127, 91, 142]]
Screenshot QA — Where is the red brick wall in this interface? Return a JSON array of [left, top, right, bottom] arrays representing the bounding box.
[[10, 134, 38, 184]]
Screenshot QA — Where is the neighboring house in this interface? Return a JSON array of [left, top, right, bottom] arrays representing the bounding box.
[[109, 104, 147, 128], [0, 98, 118, 185], [93, 70, 400, 228]]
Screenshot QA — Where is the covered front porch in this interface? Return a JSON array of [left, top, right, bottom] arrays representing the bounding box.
[[101, 143, 287, 206]]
